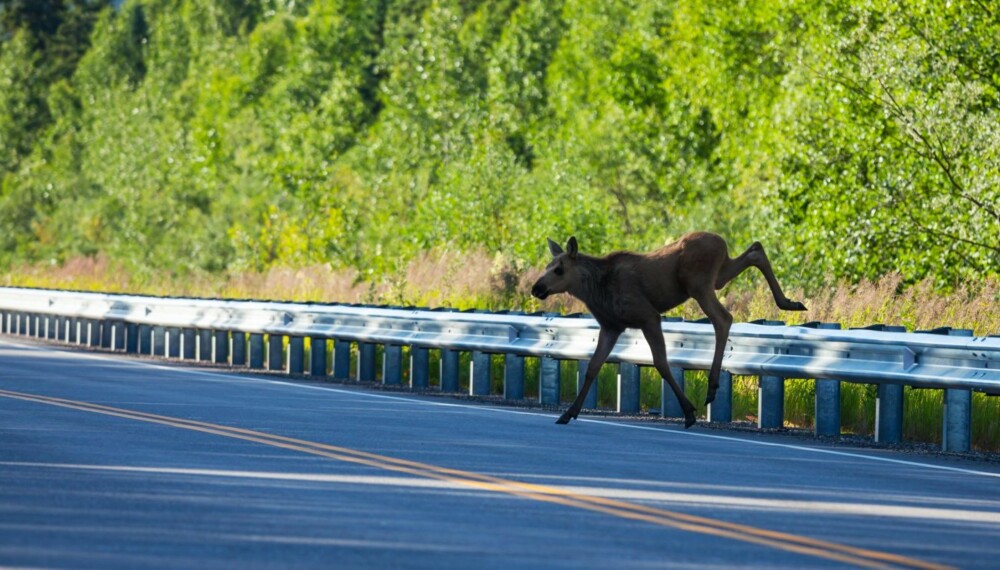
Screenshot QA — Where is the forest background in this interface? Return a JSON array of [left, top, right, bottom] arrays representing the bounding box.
[[1, 0, 998, 443]]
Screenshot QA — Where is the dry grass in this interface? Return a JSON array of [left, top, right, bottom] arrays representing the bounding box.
[[4, 252, 999, 450]]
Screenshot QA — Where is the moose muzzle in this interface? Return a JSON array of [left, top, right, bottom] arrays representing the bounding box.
[[531, 281, 549, 300]]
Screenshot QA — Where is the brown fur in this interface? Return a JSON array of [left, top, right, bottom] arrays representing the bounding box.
[[531, 232, 806, 428]]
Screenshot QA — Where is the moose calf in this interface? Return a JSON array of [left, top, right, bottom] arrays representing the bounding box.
[[531, 232, 806, 428]]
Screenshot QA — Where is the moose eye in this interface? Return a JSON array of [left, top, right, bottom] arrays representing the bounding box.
[[554, 266, 564, 276]]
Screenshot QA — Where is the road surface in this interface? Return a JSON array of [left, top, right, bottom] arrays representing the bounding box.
[[1, 337, 998, 569]]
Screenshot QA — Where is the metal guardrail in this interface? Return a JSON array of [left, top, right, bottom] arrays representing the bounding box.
[[1, 287, 998, 452]]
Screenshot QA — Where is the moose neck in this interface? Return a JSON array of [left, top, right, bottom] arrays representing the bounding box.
[[569, 254, 616, 317]]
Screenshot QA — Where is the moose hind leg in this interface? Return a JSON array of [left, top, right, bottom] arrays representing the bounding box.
[[692, 290, 733, 406], [716, 242, 806, 311], [641, 321, 697, 428]]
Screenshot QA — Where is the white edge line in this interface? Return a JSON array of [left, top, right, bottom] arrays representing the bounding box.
[[4, 337, 1000, 480]]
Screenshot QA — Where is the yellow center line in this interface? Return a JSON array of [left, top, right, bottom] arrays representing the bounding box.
[[0, 388, 952, 570]]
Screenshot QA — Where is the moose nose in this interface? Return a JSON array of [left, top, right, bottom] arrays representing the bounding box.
[[531, 282, 548, 300]]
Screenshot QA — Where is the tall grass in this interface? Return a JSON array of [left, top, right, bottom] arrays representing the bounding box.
[[4, 253, 998, 450]]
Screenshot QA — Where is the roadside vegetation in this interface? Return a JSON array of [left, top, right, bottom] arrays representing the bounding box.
[[1, 1, 997, 449]]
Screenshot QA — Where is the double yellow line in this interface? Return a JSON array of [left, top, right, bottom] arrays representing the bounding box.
[[0, 388, 950, 569]]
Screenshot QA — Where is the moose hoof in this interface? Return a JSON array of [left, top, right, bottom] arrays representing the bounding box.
[[704, 389, 717, 406], [791, 301, 807, 311], [684, 413, 697, 429], [555, 412, 575, 425]]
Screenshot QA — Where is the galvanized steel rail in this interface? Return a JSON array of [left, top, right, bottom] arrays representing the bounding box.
[[1, 286, 998, 452]]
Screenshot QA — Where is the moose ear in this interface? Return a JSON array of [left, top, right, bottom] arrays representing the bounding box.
[[547, 238, 563, 257], [566, 236, 578, 258]]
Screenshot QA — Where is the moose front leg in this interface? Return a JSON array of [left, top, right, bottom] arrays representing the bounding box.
[[556, 327, 621, 424]]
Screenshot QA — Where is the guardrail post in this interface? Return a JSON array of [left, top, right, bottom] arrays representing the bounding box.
[[540, 356, 560, 405], [754, 320, 785, 429], [875, 383, 904, 444], [943, 388, 972, 453], [167, 327, 181, 357], [860, 324, 907, 444], [125, 323, 138, 353], [758, 374, 784, 429], [617, 362, 641, 414], [88, 319, 107, 347], [116, 320, 125, 349], [806, 322, 843, 436], [357, 343, 376, 382], [410, 346, 429, 388], [181, 328, 196, 359], [152, 326, 165, 356], [213, 330, 229, 364], [138, 324, 152, 354], [268, 335, 284, 371], [504, 354, 525, 400], [383, 344, 402, 385], [707, 371, 733, 423], [47, 315, 57, 340], [470, 351, 491, 395], [309, 337, 327, 377], [231, 331, 247, 366], [942, 328, 974, 452], [287, 336, 304, 374], [198, 329, 212, 362], [814, 378, 841, 436], [577, 359, 598, 410], [100, 321, 112, 349], [333, 340, 351, 379], [27, 313, 36, 337], [662, 366, 686, 419], [440, 349, 460, 392], [249, 333, 265, 369]]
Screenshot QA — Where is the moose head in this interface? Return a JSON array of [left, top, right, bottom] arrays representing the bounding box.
[[531, 237, 579, 301]]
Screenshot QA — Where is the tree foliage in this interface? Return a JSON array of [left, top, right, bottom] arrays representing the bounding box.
[[0, 0, 996, 292]]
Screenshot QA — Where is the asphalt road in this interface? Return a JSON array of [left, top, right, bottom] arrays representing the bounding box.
[[1, 337, 999, 569]]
